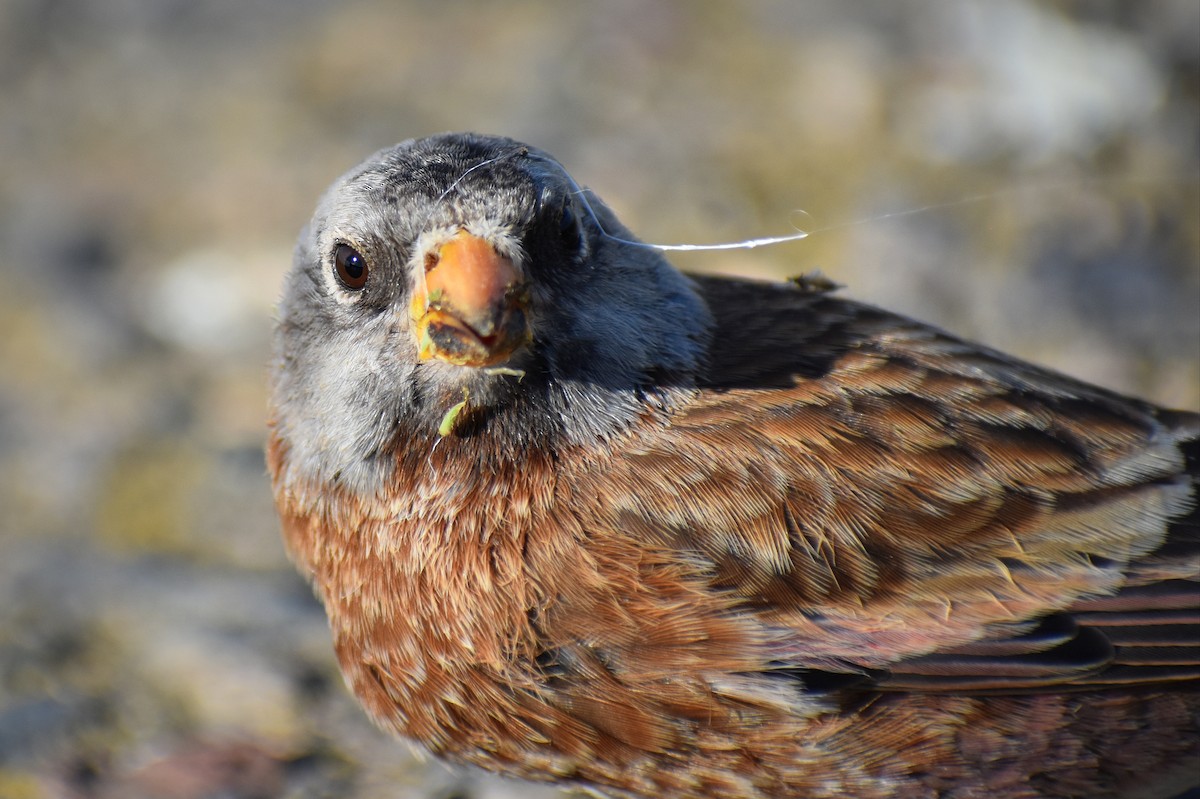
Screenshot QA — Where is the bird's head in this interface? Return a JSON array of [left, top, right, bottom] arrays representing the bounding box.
[[269, 133, 712, 495]]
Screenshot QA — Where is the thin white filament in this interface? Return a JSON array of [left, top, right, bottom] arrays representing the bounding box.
[[444, 150, 1200, 260], [527, 151, 812, 253], [597, 230, 810, 251]]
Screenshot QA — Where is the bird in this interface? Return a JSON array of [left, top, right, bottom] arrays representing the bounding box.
[[267, 132, 1200, 799]]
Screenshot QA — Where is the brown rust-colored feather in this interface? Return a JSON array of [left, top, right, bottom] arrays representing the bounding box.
[[270, 274, 1200, 797]]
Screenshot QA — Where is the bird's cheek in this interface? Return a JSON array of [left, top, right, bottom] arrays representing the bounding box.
[[409, 231, 531, 367]]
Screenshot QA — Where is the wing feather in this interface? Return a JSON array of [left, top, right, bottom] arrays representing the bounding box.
[[581, 275, 1199, 693]]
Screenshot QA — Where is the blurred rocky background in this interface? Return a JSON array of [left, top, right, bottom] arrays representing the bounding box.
[[0, 1, 1196, 797]]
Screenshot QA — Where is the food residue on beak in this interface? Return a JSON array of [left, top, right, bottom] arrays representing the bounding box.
[[411, 231, 530, 367]]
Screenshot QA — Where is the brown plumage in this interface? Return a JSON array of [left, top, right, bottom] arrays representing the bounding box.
[[268, 133, 1200, 798]]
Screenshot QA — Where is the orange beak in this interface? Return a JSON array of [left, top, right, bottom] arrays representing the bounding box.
[[410, 231, 530, 367]]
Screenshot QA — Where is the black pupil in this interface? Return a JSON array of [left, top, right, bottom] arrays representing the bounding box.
[[335, 244, 367, 289]]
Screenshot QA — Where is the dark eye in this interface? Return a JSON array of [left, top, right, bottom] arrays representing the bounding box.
[[558, 202, 582, 252], [334, 243, 368, 290]]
